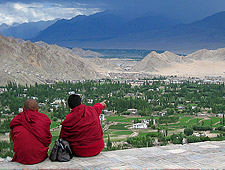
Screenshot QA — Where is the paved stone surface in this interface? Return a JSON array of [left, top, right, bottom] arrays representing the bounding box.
[[1, 141, 225, 169]]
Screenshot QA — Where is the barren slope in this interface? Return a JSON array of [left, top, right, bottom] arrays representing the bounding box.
[[0, 34, 103, 86], [133, 51, 185, 72], [132, 48, 225, 77]]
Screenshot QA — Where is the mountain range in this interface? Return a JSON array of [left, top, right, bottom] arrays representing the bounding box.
[[0, 20, 57, 40], [29, 10, 225, 53], [1, 10, 225, 53], [1, 34, 225, 86]]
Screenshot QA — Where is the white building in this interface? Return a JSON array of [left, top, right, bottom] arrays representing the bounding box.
[[193, 132, 201, 137], [127, 109, 138, 114], [133, 123, 147, 129], [18, 108, 23, 113], [103, 110, 112, 114], [159, 112, 166, 117], [141, 119, 150, 125], [99, 114, 105, 121], [217, 113, 224, 117], [153, 119, 156, 125], [87, 99, 93, 104], [0, 88, 7, 93], [54, 99, 62, 104], [38, 103, 46, 107], [51, 103, 59, 108], [68, 91, 75, 95], [192, 106, 197, 109], [31, 96, 38, 100]]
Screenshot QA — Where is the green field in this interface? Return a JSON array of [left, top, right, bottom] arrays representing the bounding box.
[[48, 115, 225, 152], [106, 116, 126, 121], [50, 121, 61, 129], [186, 118, 203, 125], [112, 131, 133, 135], [51, 130, 60, 136], [109, 123, 129, 130], [179, 117, 193, 123]]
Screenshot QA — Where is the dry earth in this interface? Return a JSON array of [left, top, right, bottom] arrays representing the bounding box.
[[156, 60, 225, 77]]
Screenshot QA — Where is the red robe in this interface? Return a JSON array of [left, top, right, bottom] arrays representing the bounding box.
[[59, 103, 104, 157], [9, 109, 52, 165]]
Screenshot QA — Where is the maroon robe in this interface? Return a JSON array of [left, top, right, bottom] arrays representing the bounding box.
[[9, 109, 52, 164], [59, 103, 104, 157]]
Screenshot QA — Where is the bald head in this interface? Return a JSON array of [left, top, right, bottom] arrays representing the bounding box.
[[23, 99, 38, 111]]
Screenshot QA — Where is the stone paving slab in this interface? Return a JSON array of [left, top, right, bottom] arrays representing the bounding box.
[[1, 141, 225, 169]]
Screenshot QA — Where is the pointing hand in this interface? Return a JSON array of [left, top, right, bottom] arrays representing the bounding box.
[[100, 100, 107, 108]]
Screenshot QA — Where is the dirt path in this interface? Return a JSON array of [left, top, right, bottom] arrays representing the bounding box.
[[103, 122, 117, 132], [186, 117, 195, 123], [215, 121, 221, 125], [198, 117, 210, 123], [129, 131, 138, 137]]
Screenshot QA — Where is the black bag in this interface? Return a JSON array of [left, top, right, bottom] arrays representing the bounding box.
[[49, 138, 73, 162]]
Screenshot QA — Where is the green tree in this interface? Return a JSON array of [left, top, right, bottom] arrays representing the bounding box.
[[184, 128, 193, 136], [107, 135, 112, 151], [186, 135, 201, 143], [170, 133, 183, 144]]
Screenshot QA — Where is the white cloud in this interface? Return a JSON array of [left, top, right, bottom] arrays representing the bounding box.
[[0, 2, 101, 25]]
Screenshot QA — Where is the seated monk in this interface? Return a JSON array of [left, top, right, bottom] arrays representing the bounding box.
[[9, 99, 52, 165], [59, 94, 107, 157]]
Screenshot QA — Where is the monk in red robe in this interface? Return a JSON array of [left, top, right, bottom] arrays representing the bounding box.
[[9, 99, 52, 165], [59, 94, 106, 157]]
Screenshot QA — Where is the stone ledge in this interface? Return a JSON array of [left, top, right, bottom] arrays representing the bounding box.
[[1, 141, 225, 169]]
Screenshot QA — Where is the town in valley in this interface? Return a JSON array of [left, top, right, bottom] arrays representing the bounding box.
[[0, 75, 225, 157]]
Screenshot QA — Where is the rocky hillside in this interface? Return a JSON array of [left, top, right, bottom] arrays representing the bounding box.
[[132, 51, 185, 72], [132, 48, 225, 77], [83, 57, 124, 73], [0, 34, 104, 86], [186, 48, 225, 61], [72, 48, 103, 58]]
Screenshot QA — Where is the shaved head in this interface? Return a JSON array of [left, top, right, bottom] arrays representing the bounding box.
[[24, 99, 38, 111]]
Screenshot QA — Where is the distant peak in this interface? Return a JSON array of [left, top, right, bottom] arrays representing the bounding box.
[[150, 51, 158, 55]]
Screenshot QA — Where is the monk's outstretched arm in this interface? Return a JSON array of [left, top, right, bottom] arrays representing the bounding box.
[[93, 100, 107, 116]]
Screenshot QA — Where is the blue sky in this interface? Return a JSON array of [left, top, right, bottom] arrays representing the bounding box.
[[1, 0, 225, 25]]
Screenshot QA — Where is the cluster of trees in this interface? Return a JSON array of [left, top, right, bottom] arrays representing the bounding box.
[[158, 116, 179, 124], [127, 136, 154, 148], [186, 135, 210, 143], [125, 129, 212, 149], [1, 79, 224, 117], [0, 140, 13, 158], [106, 135, 130, 151], [126, 122, 225, 149], [0, 118, 11, 133], [192, 125, 213, 131], [216, 126, 225, 132], [0, 79, 224, 133], [170, 133, 183, 144]]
